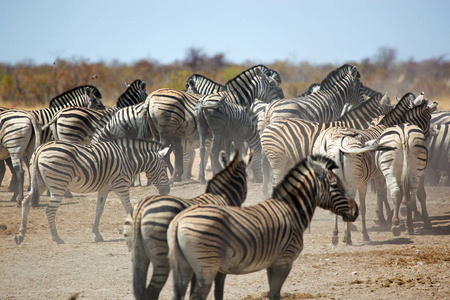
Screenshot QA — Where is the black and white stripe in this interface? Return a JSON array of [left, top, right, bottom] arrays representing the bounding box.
[[0, 85, 104, 204], [167, 155, 359, 300], [123, 149, 252, 300], [48, 79, 147, 144], [197, 93, 263, 184], [147, 65, 283, 181], [15, 138, 170, 245]]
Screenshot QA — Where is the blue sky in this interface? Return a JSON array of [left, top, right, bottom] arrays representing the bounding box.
[[1, 0, 449, 65]]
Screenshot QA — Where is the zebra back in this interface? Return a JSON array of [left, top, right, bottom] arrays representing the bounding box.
[[224, 65, 284, 108], [431, 110, 450, 125], [91, 101, 150, 144], [123, 149, 252, 299], [167, 155, 357, 299], [117, 79, 148, 108], [185, 74, 225, 94], [49, 85, 103, 109]]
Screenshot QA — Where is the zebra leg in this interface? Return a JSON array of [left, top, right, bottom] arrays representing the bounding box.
[[390, 187, 403, 237], [5, 157, 18, 193], [92, 190, 110, 242], [262, 154, 272, 198], [213, 272, 227, 300], [46, 191, 66, 244], [146, 261, 170, 300], [405, 190, 414, 235], [416, 176, 432, 229], [171, 261, 194, 300], [267, 264, 292, 300], [198, 126, 208, 184], [10, 156, 24, 205], [0, 159, 5, 186], [359, 188, 370, 242], [332, 214, 339, 246], [343, 221, 352, 246], [172, 137, 184, 182], [373, 176, 391, 227], [210, 132, 223, 176]]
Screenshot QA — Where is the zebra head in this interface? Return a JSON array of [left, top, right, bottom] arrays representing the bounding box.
[[84, 86, 105, 109], [254, 67, 285, 102], [307, 155, 359, 222], [148, 146, 171, 196]]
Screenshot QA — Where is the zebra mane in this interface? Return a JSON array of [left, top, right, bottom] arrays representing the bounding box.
[[378, 92, 418, 127], [185, 74, 225, 90], [49, 85, 102, 108], [338, 94, 383, 123], [110, 137, 164, 151], [116, 79, 147, 108], [271, 155, 337, 200], [224, 64, 271, 88], [320, 64, 360, 91], [205, 149, 241, 194]]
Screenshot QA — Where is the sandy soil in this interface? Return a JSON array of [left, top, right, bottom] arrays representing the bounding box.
[[1, 168, 449, 300]]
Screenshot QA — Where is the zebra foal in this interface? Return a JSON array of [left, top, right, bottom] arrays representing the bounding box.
[[123, 149, 252, 300], [168, 155, 359, 300], [15, 138, 170, 245]]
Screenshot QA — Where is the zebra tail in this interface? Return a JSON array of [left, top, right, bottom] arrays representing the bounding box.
[[27, 113, 42, 152], [167, 216, 189, 297], [402, 144, 411, 207], [138, 100, 151, 140], [130, 206, 148, 299], [29, 153, 42, 207]]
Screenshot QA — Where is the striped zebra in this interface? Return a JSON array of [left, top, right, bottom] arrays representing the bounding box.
[[185, 74, 225, 94], [426, 124, 450, 186], [185, 66, 282, 96], [431, 110, 450, 125], [263, 64, 363, 128], [123, 149, 252, 300], [15, 138, 170, 245], [167, 155, 359, 300], [196, 93, 263, 184], [261, 94, 387, 196], [47, 79, 147, 144], [0, 85, 104, 204], [314, 96, 435, 243], [376, 123, 431, 236], [147, 65, 284, 181], [312, 128, 395, 244]]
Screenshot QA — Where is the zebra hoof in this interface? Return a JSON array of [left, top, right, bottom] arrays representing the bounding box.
[[332, 236, 339, 246], [392, 226, 401, 237], [15, 234, 24, 245], [53, 237, 65, 244], [363, 233, 370, 242], [95, 236, 104, 243], [343, 237, 352, 246]]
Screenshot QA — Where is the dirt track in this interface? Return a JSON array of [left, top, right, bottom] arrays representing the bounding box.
[[1, 171, 449, 300]]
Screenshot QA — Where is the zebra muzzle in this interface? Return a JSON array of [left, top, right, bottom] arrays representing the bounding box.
[[343, 198, 359, 222]]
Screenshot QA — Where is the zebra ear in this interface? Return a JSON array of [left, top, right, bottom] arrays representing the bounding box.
[[219, 150, 228, 168], [255, 67, 267, 80], [158, 147, 170, 157], [243, 151, 253, 167], [140, 81, 147, 91], [380, 93, 389, 105]]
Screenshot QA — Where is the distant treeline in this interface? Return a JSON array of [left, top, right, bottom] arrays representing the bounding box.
[[1, 47, 449, 108]]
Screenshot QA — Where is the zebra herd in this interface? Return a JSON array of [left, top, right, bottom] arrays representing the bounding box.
[[2, 63, 448, 299]]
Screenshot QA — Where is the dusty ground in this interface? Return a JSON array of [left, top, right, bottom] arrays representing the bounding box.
[[1, 167, 449, 300]]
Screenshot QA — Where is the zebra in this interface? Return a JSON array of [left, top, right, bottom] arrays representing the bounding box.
[[376, 123, 430, 236], [167, 155, 359, 300], [196, 93, 263, 184], [0, 85, 104, 204], [426, 124, 450, 186], [15, 138, 170, 245], [263, 64, 364, 130], [260, 93, 387, 196], [147, 65, 284, 181], [312, 127, 395, 244], [185, 74, 225, 94], [431, 110, 450, 125], [123, 149, 252, 300], [185, 66, 282, 96], [47, 79, 147, 144], [313, 95, 436, 243]]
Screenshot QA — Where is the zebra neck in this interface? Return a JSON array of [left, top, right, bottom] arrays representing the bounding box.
[[271, 176, 318, 229]]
